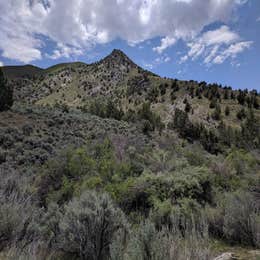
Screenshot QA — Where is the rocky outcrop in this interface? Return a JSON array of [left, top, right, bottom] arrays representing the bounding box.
[[213, 253, 237, 260]]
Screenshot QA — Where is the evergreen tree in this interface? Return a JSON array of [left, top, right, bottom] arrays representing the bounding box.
[[237, 108, 246, 120], [241, 109, 260, 147], [223, 89, 229, 99], [209, 99, 217, 109], [0, 68, 13, 111], [185, 101, 192, 113], [225, 106, 230, 116], [237, 90, 246, 105], [212, 104, 221, 121]]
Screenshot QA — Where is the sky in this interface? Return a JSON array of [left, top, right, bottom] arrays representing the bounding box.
[[0, 0, 259, 91]]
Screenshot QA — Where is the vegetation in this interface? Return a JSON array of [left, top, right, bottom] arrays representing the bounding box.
[[0, 68, 13, 111], [0, 50, 259, 259]]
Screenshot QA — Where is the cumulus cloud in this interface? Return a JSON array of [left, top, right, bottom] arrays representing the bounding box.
[[46, 43, 83, 59], [180, 26, 252, 65], [0, 0, 248, 63], [153, 37, 176, 54], [212, 41, 252, 64]]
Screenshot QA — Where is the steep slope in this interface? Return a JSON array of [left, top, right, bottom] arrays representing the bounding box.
[[3, 49, 260, 132]]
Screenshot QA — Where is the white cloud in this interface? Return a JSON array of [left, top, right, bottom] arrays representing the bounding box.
[[180, 55, 188, 63], [46, 43, 83, 59], [180, 26, 252, 65], [142, 54, 171, 70], [0, 0, 248, 63], [200, 25, 239, 46], [143, 62, 154, 70], [212, 41, 252, 64], [164, 56, 171, 63], [155, 55, 171, 64], [153, 37, 176, 54], [0, 61, 4, 67]]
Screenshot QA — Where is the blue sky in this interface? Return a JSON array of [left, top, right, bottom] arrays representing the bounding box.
[[0, 0, 259, 91]]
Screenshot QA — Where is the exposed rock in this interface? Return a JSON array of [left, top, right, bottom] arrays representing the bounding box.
[[213, 252, 237, 260]]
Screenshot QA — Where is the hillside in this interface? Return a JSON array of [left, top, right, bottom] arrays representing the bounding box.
[[0, 50, 259, 259], [2, 65, 44, 79], [5, 49, 260, 130]]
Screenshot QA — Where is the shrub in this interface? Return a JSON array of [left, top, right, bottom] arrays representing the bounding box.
[[55, 191, 127, 259], [225, 149, 258, 176], [211, 104, 221, 120], [120, 219, 212, 260], [0, 189, 37, 251], [223, 191, 260, 247], [206, 191, 260, 247], [236, 108, 246, 120]]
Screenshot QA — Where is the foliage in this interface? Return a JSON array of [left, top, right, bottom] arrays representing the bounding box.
[[55, 191, 126, 259], [206, 191, 260, 247], [211, 104, 221, 121], [83, 98, 124, 120], [0, 68, 13, 111]]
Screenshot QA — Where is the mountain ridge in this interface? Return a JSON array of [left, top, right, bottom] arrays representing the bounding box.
[[2, 49, 139, 79], [3, 49, 260, 134]]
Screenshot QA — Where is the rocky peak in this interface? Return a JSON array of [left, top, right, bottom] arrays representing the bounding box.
[[102, 49, 138, 69]]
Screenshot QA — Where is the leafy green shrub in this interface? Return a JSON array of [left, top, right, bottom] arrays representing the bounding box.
[[39, 139, 131, 206]]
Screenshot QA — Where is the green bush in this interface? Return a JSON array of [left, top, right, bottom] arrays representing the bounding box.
[[225, 149, 258, 176], [0, 195, 37, 251], [206, 191, 260, 247], [223, 191, 260, 247], [111, 219, 212, 260], [52, 191, 127, 259], [211, 104, 221, 120]]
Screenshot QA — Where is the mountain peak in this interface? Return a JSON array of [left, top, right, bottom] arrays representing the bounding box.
[[110, 49, 127, 57], [101, 49, 137, 69]]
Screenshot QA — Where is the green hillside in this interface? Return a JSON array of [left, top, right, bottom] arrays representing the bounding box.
[[0, 50, 259, 259], [2, 64, 44, 79]]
